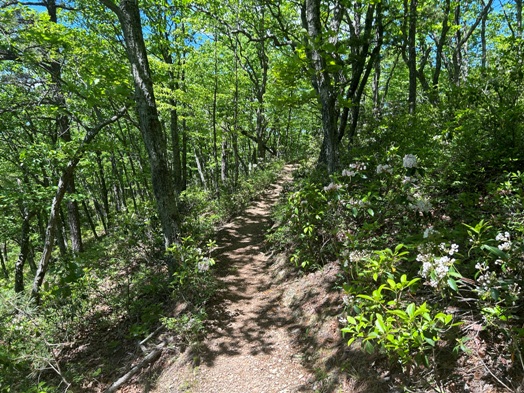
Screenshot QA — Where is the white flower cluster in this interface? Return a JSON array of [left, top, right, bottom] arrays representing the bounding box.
[[496, 231, 512, 251], [341, 249, 371, 268], [342, 294, 355, 306], [323, 182, 341, 192], [197, 257, 212, 272], [403, 154, 418, 168], [376, 164, 393, 174], [439, 242, 459, 255], [402, 176, 418, 184], [417, 243, 458, 288], [342, 162, 367, 178], [341, 169, 356, 177]]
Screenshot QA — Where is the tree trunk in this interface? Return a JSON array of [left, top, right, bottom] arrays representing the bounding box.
[[221, 139, 228, 183], [14, 207, 32, 293], [407, 0, 418, 114], [47, 0, 83, 254], [302, 0, 338, 174], [82, 200, 100, 241], [99, 0, 180, 250], [0, 251, 8, 280]]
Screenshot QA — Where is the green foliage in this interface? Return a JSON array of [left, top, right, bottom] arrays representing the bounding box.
[[168, 236, 216, 303], [161, 308, 207, 345], [342, 271, 457, 371]]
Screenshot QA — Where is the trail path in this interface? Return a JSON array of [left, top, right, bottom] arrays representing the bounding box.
[[154, 165, 313, 392]]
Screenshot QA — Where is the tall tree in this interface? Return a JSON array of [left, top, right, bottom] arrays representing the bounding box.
[[98, 0, 181, 252]]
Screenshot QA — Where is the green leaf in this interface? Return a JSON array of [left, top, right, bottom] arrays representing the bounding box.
[[375, 313, 386, 333], [406, 303, 415, 318], [363, 340, 375, 354], [481, 245, 508, 260], [447, 277, 458, 291], [367, 208, 374, 217]]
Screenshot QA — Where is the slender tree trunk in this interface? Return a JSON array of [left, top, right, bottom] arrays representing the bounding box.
[[302, 0, 338, 174], [0, 251, 8, 280], [182, 117, 188, 191], [212, 26, 220, 194], [82, 200, 100, 240], [99, 0, 181, 251], [95, 151, 111, 230], [194, 148, 207, 188], [32, 164, 75, 302], [408, 0, 418, 114], [57, 208, 68, 256], [118, 150, 138, 212], [14, 207, 33, 292], [47, 0, 83, 254], [221, 139, 228, 183]]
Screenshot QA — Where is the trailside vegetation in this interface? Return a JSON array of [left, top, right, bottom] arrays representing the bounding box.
[[0, 0, 523, 391]]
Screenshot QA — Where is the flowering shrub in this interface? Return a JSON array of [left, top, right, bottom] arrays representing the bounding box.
[[416, 242, 461, 291], [402, 154, 418, 168]]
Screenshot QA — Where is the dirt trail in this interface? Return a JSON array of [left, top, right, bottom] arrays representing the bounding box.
[[153, 165, 314, 392]]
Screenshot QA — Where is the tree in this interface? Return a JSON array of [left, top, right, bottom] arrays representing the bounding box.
[[98, 0, 181, 253]]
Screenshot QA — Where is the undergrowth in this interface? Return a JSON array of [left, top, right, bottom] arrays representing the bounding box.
[[269, 139, 524, 389], [0, 160, 284, 392]]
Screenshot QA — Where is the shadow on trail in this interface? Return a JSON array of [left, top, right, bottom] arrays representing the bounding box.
[[193, 189, 306, 368]]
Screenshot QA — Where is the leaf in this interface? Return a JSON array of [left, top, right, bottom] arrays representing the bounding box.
[[367, 208, 374, 217], [363, 340, 375, 354], [406, 303, 416, 318], [375, 313, 386, 333], [447, 277, 458, 291], [481, 245, 508, 260], [388, 309, 408, 320]]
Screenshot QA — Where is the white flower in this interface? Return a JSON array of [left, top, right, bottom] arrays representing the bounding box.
[[449, 244, 459, 255], [498, 241, 512, 251], [341, 169, 356, 177], [323, 182, 341, 192], [197, 257, 211, 272], [421, 261, 432, 277], [376, 164, 393, 174], [475, 262, 485, 270], [495, 232, 510, 242], [403, 154, 418, 168]]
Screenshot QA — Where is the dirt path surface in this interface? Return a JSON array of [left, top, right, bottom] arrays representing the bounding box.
[[153, 165, 315, 392]]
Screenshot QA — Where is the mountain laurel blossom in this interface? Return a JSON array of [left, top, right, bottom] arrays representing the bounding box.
[[323, 182, 341, 192], [417, 244, 457, 288], [403, 154, 418, 168], [423, 226, 438, 238], [496, 231, 512, 251], [376, 164, 393, 174], [341, 169, 356, 177]]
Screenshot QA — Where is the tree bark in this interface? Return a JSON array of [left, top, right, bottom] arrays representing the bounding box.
[[14, 207, 33, 292], [46, 0, 83, 253], [0, 251, 8, 280], [407, 0, 418, 114], [99, 0, 181, 251], [302, 0, 338, 174]]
